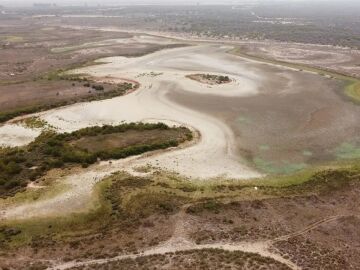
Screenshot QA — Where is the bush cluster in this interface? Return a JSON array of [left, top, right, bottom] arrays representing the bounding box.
[[203, 74, 230, 83], [91, 85, 104, 91], [0, 123, 191, 198]]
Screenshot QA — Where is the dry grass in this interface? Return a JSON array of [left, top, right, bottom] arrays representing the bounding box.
[[72, 128, 190, 153]]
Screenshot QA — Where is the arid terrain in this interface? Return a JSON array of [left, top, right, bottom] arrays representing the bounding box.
[[0, 4, 360, 270], [0, 20, 183, 123]]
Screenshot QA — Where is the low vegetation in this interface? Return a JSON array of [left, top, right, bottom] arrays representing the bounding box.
[[0, 123, 192, 198], [345, 79, 360, 104], [187, 74, 231, 85], [0, 72, 137, 124], [69, 249, 291, 270], [20, 117, 50, 129], [274, 235, 350, 269], [0, 162, 359, 268]]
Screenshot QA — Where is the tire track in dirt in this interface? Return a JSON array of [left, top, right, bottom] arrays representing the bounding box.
[[49, 214, 353, 270], [48, 241, 299, 270], [48, 206, 301, 270], [272, 215, 347, 243]]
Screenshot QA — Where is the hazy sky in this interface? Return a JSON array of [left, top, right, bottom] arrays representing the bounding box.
[[0, 0, 355, 7]]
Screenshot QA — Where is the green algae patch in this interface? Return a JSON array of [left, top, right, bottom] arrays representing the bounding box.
[[335, 142, 360, 160]]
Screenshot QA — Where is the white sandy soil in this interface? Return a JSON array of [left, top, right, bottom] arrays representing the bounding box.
[[0, 124, 41, 148], [0, 44, 266, 219]]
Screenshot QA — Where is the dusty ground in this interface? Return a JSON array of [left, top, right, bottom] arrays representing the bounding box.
[[0, 42, 359, 219], [0, 20, 182, 83], [1, 170, 359, 270], [237, 42, 360, 78], [0, 79, 119, 113], [0, 19, 184, 117], [48, 23, 360, 78], [2, 44, 359, 175], [0, 14, 360, 270]]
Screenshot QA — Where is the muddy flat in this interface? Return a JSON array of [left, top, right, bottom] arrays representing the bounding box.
[[1, 41, 360, 221], [4, 44, 357, 176], [1, 6, 360, 270]]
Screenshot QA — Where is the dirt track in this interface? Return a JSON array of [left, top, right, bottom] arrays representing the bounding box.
[[49, 208, 350, 270], [48, 206, 301, 270]]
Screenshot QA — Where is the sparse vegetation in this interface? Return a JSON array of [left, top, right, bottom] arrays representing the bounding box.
[[0, 123, 192, 198], [20, 117, 50, 129], [0, 164, 359, 269], [1, 6, 360, 269], [68, 249, 292, 270], [0, 81, 135, 123], [187, 74, 231, 85], [274, 235, 351, 269]]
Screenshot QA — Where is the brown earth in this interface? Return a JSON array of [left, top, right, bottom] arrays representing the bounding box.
[[0, 12, 360, 270], [0, 18, 185, 118], [0, 79, 117, 112], [68, 249, 292, 270], [72, 129, 191, 153], [237, 42, 360, 78], [1, 170, 359, 269], [0, 20, 180, 82]]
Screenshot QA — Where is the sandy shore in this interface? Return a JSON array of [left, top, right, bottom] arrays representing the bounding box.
[[40, 45, 261, 179], [0, 44, 264, 219], [2, 40, 358, 219], [0, 124, 41, 148]]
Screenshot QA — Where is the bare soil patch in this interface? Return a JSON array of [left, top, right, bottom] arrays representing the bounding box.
[[0, 79, 136, 123], [236, 43, 360, 78], [0, 22, 182, 82], [1, 168, 359, 269], [0, 19, 185, 122], [0, 15, 360, 270]]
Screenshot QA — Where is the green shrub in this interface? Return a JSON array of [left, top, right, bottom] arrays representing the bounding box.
[[0, 122, 192, 198], [92, 85, 104, 91], [4, 179, 20, 190], [5, 161, 22, 175]]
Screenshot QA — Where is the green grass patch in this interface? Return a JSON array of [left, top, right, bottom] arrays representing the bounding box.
[[345, 79, 360, 103], [2, 162, 360, 249], [0, 178, 112, 248], [0, 180, 70, 209], [335, 142, 360, 160], [253, 157, 307, 175], [20, 117, 51, 130]]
